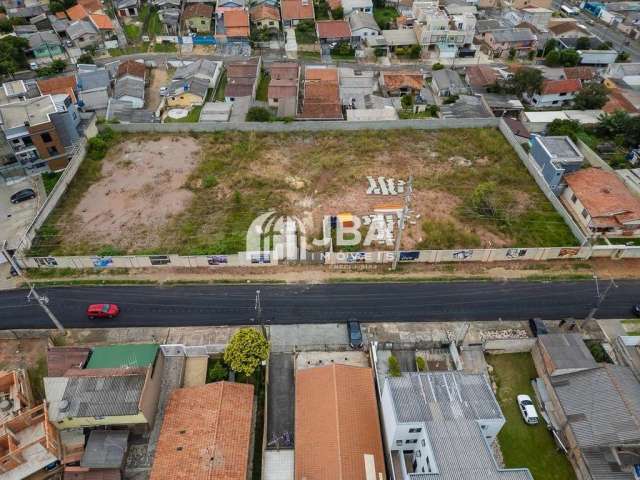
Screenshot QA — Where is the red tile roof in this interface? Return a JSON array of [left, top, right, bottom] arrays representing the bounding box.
[[465, 65, 498, 88], [150, 382, 254, 480], [541, 78, 582, 95], [37, 75, 78, 103], [250, 3, 280, 22], [299, 67, 341, 119], [563, 66, 594, 81], [47, 347, 90, 376], [316, 19, 351, 39], [89, 13, 114, 29], [295, 365, 386, 480], [280, 0, 314, 21], [565, 168, 640, 228], [78, 0, 103, 13], [183, 3, 213, 18], [66, 4, 89, 20], [268, 63, 298, 99], [224, 9, 250, 37], [117, 59, 145, 79], [381, 71, 423, 92]]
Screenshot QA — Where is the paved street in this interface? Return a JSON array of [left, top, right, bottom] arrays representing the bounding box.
[[0, 280, 638, 330]]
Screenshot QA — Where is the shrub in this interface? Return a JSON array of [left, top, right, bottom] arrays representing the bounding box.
[[416, 356, 426, 372], [388, 355, 401, 376], [207, 359, 229, 382], [401, 94, 413, 109], [443, 94, 459, 105], [332, 6, 344, 18], [374, 48, 386, 57], [432, 62, 444, 71], [246, 106, 273, 122]]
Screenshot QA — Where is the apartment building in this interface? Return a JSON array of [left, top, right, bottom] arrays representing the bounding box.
[[413, 1, 475, 58]]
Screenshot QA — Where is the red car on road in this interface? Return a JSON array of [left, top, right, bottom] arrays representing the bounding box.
[[87, 303, 120, 319]]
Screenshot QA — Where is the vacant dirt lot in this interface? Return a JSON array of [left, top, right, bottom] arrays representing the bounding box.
[[59, 137, 200, 251], [37, 129, 576, 255]]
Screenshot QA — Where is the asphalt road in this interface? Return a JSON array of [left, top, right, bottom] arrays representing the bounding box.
[[0, 280, 638, 330]]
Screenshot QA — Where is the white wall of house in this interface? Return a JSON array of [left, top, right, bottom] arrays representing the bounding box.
[[525, 90, 577, 108], [117, 95, 144, 109], [342, 0, 373, 15], [352, 26, 380, 40]]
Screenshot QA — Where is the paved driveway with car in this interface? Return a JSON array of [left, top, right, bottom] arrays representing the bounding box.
[[0, 177, 42, 249]]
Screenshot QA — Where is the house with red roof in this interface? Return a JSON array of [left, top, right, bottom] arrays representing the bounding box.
[[280, 0, 314, 27], [316, 19, 353, 48], [524, 78, 582, 108]]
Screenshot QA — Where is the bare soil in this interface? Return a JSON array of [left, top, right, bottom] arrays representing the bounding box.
[[61, 137, 200, 251], [145, 67, 170, 111]]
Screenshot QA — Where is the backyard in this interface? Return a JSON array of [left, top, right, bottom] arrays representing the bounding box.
[[486, 353, 576, 480], [28, 128, 577, 256], [373, 6, 398, 29]]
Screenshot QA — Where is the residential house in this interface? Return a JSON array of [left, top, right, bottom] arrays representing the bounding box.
[[159, 8, 180, 33], [198, 101, 232, 121], [47, 346, 91, 376], [76, 429, 129, 475], [431, 68, 470, 96], [530, 135, 584, 193], [166, 59, 222, 108], [298, 66, 343, 119], [30, 12, 52, 30], [44, 343, 164, 431], [348, 11, 380, 43], [379, 70, 423, 96], [225, 57, 261, 101], [0, 370, 33, 420], [267, 62, 299, 117], [116, 0, 139, 16], [532, 333, 597, 377], [13, 24, 39, 37], [106, 98, 155, 123], [525, 78, 582, 107], [339, 67, 378, 108], [0, 81, 29, 104], [280, 0, 314, 27], [113, 60, 145, 108], [606, 62, 640, 87], [563, 66, 595, 82], [216, 0, 244, 16], [381, 29, 419, 52], [482, 28, 537, 58], [66, 3, 91, 21], [379, 370, 534, 480], [509, 0, 551, 8], [482, 93, 524, 117], [149, 382, 254, 480], [295, 365, 386, 480], [88, 12, 115, 35], [533, 339, 640, 480], [413, 2, 475, 58], [561, 167, 640, 237], [67, 20, 100, 49], [519, 7, 552, 29], [603, 87, 639, 114], [249, 3, 280, 30], [173, 59, 222, 88], [183, 3, 214, 33], [27, 30, 65, 64], [76, 67, 111, 111], [0, 94, 80, 174], [342, 0, 372, 15], [440, 94, 494, 118], [316, 20, 353, 47], [465, 64, 498, 91], [548, 20, 588, 38], [37, 75, 78, 103], [223, 9, 250, 40]]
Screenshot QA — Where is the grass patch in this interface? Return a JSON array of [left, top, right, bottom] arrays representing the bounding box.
[[165, 105, 203, 123], [123, 23, 141, 42], [21, 279, 158, 287], [295, 20, 317, 44], [145, 9, 162, 36], [416, 219, 482, 249], [42, 171, 62, 195], [108, 44, 148, 56], [214, 71, 227, 101], [256, 70, 269, 102], [487, 353, 576, 480], [27, 356, 47, 402], [297, 50, 321, 60], [373, 6, 398, 29], [153, 42, 177, 53]]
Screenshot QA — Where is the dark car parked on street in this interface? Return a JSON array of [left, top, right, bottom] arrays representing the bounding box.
[[10, 188, 36, 204], [529, 317, 549, 336], [347, 319, 363, 349]]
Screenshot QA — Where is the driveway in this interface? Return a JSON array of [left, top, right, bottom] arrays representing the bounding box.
[[267, 353, 294, 449], [0, 176, 43, 250]]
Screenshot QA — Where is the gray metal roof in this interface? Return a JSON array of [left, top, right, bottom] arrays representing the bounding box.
[[106, 99, 154, 123], [432, 69, 467, 91], [167, 76, 209, 99], [386, 372, 532, 480], [441, 95, 493, 119], [114, 76, 144, 100], [27, 30, 61, 48], [81, 430, 130, 469], [173, 59, 219, 82], [550, 365, 640, 449], [67, 20, 98, 40], [491, 28, 535, 43], [348, 11, 380, 32], [77, 69, 111, 90], [536, 138, 582, 160], [47, 374, 145, 420]]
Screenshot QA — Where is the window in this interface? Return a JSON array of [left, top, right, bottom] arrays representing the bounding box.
[[396, 440, 403, 446], [47, 146, 59, 156], [41, 132, 52, 143], [581, 208, 589, 219], [571, 193, 577, 203], [201, 20, 206, 24], [421, 439, 426, 447], [552, 100, 559, 105], [406, 439, 418, 444], [559, 92, 566, 96], [416, 450, 421, 457], [409, 428, 422, 433]]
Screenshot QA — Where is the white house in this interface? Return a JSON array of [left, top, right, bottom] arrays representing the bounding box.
[[341, 0, 372, 15], [524, 78, 581, 108], [412, 1, 475, 56], [379, 370, 534, 479], [348, 10, 380, 43]]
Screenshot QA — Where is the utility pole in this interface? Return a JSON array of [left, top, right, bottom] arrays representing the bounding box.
[[584, 274, 617, 325], [255, 289, 266, 337], [1, 241, 65, 333], [391, 176, 413, 271]]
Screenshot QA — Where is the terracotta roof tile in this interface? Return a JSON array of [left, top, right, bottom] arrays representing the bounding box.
[[89, 13, 114, 29], [465, 65, 498, 88], [563, 66, 594, 81], [381, 71, 423, 92], [316, 19, 351, 39], [299, 67, 341, 119], [250, 3, 280, 21], [295, 365, 386, 479], [565, 167, 640, 228], [268, 63, 298, 99], [549, 21, 586, 35], [224, 9, 250, 37], [37, 75, 78, 103], [78, 0, 103, 13], [47, 346, 90, 376], [117, 59, 146, 79], [603, 88, 639, 114], [305, 67, 338, 82], [280, 0, 314, 21], [541, 78, 581, 95], [150, 382, 253, 480], [183, 3, 213, 18], [66, 4, 89, 20]]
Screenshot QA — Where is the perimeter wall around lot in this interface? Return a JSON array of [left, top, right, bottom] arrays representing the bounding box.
[[15, 118, 640, 269]]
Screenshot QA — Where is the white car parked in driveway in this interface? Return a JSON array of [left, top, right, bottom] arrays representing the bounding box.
[[517, 394, 539, 425]]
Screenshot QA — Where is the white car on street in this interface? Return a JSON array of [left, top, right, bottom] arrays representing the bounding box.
[[517, 394, 539, 425]]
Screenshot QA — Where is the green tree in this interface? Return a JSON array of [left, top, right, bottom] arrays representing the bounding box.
[[575, 36, 591, 50], [598, 40, 613, 50], [388, 355, 401, 376], [206, 359, 229, 382], [543, 38, 558, 56], [246, 106, 273, 121], [573, 83, 609, 110], [49, 1, 65, 12], [0, 36, 29, 77], [545, 48, 580, 66], [77, 53, 94, 64], [332, 6, 344, 18], [408, 44, 421, 58], [510, 66, 543, 97], [617, 51, 630, 63], [508, 47, 516, 60], [527, 49, 535, 61], [468, 181, 505, 219], [416, 356, 426, 372], [401, 94, 413, 109], [596, 111, 631, 137], [223, 328, 270, 376], [547, 119, 582, 141]]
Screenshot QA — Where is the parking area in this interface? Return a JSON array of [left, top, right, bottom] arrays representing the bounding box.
[[0, 176, 43, 249], [267, 353, 294, 449]]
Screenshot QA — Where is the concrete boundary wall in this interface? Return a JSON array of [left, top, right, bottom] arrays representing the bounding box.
[[576, 139, 614, 172]]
